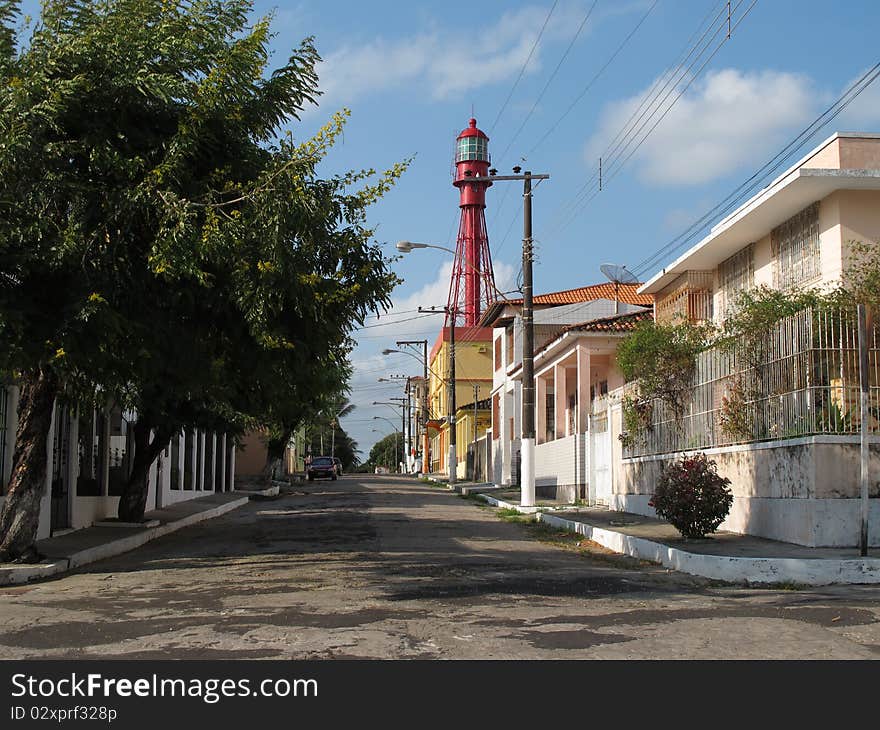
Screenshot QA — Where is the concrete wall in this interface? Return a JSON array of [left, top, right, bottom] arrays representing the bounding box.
[[534, 434, 587, 502], [235, 430, 268, 476], [619, 435, 880, 547]]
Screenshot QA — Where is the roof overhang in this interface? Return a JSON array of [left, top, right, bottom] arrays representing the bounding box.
[[640, 167, 880, 294]]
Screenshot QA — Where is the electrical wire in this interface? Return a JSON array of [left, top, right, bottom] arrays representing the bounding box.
[[630, 58, 880, 277], [544, 0, 758, 240], [494, 0, 599, 168], [488, 0, 559, 136]]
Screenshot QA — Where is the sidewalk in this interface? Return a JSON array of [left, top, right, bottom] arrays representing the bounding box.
[[0, 491, 249, 586], [477, 491, 880, 586]]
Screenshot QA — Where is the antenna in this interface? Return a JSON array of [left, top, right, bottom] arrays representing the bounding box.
[[600, 263, 639, 314]]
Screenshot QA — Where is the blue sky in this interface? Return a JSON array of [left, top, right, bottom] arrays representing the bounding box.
[[18, 0, 880, 459]]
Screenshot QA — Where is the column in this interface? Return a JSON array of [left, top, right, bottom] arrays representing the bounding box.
[[554, 363, 567, 440], [535, 376, 547, 444]]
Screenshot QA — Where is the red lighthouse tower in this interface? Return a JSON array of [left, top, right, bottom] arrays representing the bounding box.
[[446, 118, 497, 327]]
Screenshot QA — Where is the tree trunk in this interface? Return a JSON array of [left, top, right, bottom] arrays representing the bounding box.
[[0, 367, 59, 563], [117, 419, 171, 523]]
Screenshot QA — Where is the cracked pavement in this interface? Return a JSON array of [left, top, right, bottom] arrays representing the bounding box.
[[1, 475, 879, 659]]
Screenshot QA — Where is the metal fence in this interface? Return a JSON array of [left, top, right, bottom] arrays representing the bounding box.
[[625, 307, 880, 457]]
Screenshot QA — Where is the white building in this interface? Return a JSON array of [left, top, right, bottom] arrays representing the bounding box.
[[0, 384, 235, 540], [481, 283, 652, 499]]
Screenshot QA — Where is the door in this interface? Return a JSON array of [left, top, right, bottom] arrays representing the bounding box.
[[590, 411, 612, 505]]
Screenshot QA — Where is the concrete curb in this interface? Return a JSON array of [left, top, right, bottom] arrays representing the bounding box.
[[477, 493, 540, 514], [538, 512, 880, 586], [236, 485, 280, 497], [0, 496, 249, 587]]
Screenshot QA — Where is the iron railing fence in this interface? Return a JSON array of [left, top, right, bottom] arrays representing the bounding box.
[[625, 307, 880, 457]]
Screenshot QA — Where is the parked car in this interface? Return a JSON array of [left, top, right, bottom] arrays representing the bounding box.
[[333, 457, 343, 477], [307, 456, 337, 481]]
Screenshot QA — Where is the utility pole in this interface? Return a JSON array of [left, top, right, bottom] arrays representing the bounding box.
[[465, 169, 548, 507], [472, 383, 479, 481], [417, 307, 459, 484], [396, 339, 429, 474], [858, 303, 872, 556], [448, 313, 457, 483], [521, 172, 536, 507]]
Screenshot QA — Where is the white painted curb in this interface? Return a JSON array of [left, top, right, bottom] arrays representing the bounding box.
[[0, 496, 249, 586], [538, 512, 880, 586]]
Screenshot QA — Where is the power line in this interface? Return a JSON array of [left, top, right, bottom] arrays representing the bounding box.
[[524, 0, 661, 161], [545, 0, 757, 240], [489, 0, 559, 136], [631, 58, 880, 277], [495, 0, 598, 168]]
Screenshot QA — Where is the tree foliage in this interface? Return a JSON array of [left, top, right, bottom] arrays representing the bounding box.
[[0, 0, 406, 558], [363, 432, 403, 471]]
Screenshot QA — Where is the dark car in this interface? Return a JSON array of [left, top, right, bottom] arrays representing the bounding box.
[[307, 456, 337, 481], [333, 457, 343, 477]]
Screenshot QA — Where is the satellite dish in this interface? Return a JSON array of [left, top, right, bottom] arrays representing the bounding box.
[[600, 263, 639, 315], [600, 263, 639, 284]]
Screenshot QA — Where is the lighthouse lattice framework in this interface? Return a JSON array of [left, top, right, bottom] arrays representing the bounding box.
[[445, 118, 497, 327]]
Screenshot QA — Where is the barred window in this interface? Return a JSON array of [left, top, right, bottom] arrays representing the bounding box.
[[0, 387, 7, 494], [772, 202, 820, 290], [719, 243, 754, 315]]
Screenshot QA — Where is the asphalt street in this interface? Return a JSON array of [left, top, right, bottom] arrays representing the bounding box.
[[1, 475, 879, 659]]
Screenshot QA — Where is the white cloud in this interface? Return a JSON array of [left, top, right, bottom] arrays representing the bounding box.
[[314, 3, 591, 111], [833, 68, 880, 131], [585, 68, 817, 186]]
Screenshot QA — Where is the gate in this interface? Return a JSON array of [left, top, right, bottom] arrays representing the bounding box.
[[50, 405, 71, 533], [590, 411, 612, 505]]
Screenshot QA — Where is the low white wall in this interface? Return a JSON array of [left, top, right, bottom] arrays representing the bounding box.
[[620, 436, 880, 547], [535, 434, 578, 487]]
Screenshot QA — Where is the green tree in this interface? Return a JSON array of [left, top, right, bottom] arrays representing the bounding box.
[[0, 0, 405, 559], [364, 432, 403, 472]]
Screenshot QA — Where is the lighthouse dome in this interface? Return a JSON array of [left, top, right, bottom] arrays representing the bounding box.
[[455, 118, 489, 163]]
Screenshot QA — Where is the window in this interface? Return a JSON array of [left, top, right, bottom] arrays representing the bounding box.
[[0, 387, 7, 494], [494, 337, 501, 371], [506, 327, 514, 366], [455, 136, 489, 162], [719, 244, 754, 316], [492, 394, 500, 439], [772, 202, 820, 290], [545, 388, 555, 443]]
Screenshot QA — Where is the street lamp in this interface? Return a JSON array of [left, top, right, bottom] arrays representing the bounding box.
[[396, 241, 457, 255], [372, 416, 401, 472], [396, 339, 430, 476], [400, 169, 549, 506]]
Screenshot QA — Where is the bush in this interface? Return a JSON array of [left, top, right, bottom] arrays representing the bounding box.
[[649, 453, 733, 539]]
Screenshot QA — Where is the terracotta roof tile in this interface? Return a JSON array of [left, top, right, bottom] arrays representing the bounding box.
[[506, 282, 652, 307], [562, 308, 653, 334], [480, 282, 653, 326]]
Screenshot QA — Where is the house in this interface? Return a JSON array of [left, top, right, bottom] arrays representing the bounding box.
[[624, 132, 880, 547], [482, 283, 652, 497], [0, 384, 236, 540], [236, 425, 308, 483], [426, 326, 493, 478]]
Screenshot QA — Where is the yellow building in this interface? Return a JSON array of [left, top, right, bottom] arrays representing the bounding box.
[[426, 325, 493, 478]]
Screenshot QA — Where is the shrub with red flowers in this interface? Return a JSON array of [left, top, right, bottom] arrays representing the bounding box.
[[649, 453, 733, 539]]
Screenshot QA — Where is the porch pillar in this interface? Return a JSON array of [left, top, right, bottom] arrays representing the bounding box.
[[218, 433, 227, 492], [535, 376, 547, 444], [554, 363, 566, 439], [576, 344, 591, 433]]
